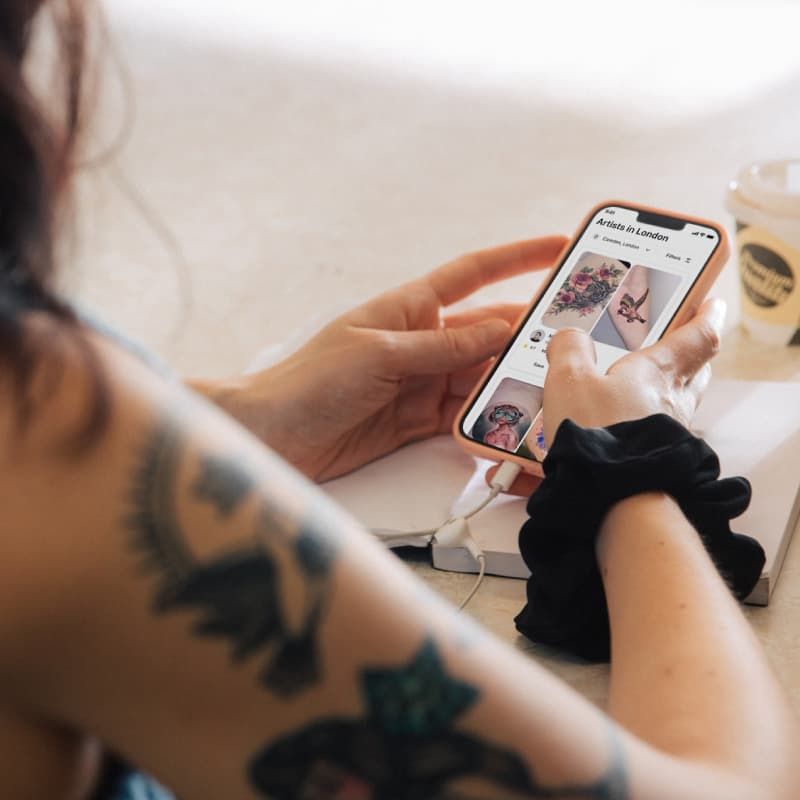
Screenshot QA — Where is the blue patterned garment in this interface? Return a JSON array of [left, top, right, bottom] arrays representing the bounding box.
[[108, 773, 175, 800]]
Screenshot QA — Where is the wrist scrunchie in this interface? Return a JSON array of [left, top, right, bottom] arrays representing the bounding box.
[[514, 414, 765, 662]]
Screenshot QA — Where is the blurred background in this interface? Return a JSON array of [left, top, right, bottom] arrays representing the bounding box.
[[61, 0, 800, 378]]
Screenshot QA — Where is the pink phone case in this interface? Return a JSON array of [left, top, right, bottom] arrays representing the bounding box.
[[452, 199, 730, 477]]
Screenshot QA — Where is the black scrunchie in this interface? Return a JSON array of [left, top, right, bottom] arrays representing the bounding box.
[[514, 414, 765, 662]]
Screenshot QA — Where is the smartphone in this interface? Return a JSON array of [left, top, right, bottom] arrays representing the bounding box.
[[453, 200, 729, 475]]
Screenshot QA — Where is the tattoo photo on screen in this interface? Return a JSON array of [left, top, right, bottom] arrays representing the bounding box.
[[541, 252, 630, 332], [469, 378, 543, 453], [518, 409, 548, 462], [591, 265, 682, 352]]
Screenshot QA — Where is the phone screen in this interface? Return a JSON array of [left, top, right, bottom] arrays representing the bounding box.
[[458, 204, 721, 462]]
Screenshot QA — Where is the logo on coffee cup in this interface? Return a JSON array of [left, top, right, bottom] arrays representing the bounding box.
[[740, 243, 794, 308]]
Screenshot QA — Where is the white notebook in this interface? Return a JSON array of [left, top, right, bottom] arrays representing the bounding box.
[[323, 379, 800, 606]]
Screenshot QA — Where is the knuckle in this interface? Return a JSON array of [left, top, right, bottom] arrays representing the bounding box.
[[660, 388, 679, 418], [411, 281, 437, 309], [639, 350, 670, 380], [642, 346, 673, 374], [545, 331, 596, 383], [374, 330, 404, 370], [698, 320, 721, 356], [547, 358, 593, 387], [440, 326, 468, 359], [562, 359, 593, 382]]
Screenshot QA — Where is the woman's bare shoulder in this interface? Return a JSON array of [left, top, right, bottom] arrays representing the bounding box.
[[0, 311, 307, 660], [0, 318, 192, 670], [0, 314, 123, 458]]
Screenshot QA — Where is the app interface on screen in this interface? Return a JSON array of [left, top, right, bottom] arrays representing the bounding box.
[[460, 205, 719, 462]]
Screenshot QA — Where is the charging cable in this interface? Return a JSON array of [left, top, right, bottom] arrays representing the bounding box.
[[371, 461, 522, 609]]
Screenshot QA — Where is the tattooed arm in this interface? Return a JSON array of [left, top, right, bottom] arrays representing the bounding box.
[[0, 328, 796, 800]]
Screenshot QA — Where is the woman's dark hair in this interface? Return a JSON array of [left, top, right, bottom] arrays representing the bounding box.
[[0, 0, 107, 444]]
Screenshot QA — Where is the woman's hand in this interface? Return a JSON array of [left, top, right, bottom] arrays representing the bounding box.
[[543, 297, 725, 441], [490, 298, 726, 495], [198, 236, 567, 481]]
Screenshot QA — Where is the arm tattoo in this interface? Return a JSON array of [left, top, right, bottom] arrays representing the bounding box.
[[126, 419, 628, 798], [126, 419, 337, 696], [249, 638, 629, 800], [192, 453, 255, 517]]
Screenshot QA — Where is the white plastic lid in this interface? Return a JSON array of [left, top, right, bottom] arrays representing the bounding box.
[[729, 159, 800, 219]]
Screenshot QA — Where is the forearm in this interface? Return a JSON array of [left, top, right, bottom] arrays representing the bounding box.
[[598, 492, 799, 793]]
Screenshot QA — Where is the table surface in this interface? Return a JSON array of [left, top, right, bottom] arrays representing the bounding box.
[[68, 2, 800, 716]]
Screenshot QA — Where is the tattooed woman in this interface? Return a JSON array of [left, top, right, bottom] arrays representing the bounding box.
[[1, 3, 799, 800]]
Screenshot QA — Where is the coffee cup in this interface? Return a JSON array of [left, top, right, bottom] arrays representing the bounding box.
[[726, 159, 800, 345]]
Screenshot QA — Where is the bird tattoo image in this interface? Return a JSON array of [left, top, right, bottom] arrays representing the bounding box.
[[617, 288, 649, 323]]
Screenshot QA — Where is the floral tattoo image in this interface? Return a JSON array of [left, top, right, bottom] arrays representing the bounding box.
[[550, 261, 627, 318], [541, 252, 630, 333]]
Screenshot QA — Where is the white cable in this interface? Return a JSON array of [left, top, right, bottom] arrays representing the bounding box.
[[459, 554, 486, 610], [455, 461, 523, 520], [490, 461, 524, 493], [370, 461, 522, 542], [370, 461, 523, 608], [456, 485, 501, 520]]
